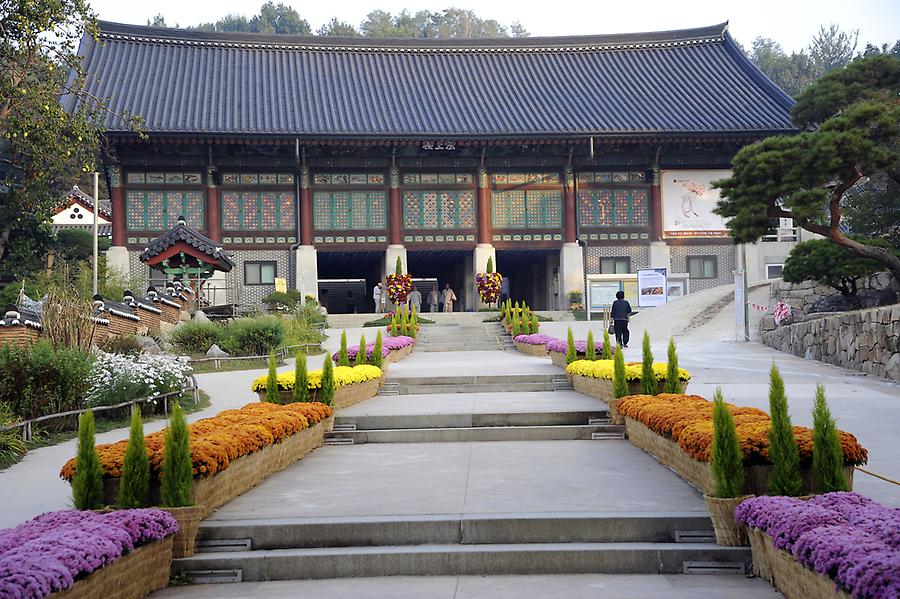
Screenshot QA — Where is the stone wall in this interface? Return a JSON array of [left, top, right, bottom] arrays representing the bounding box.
[[769, 272, 899, 317], [759, 304, 900, 381]]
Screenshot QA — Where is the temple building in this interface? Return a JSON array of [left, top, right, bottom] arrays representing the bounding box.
[[67, 21, 803, 313]]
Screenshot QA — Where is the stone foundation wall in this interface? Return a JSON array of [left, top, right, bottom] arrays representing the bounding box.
[[759, 305, 900, 380], [769, 272, 899, 318]]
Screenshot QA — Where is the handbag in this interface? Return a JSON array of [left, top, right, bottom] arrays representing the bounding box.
[[607, 322, 615, 335]]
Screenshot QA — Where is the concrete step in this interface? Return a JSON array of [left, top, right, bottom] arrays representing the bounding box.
[[174, 542, 749, 581], [196, 513, 716, 549], [334, 411, 609, 430], [324, 423, 624, 444], [385, 374, 572, 395]]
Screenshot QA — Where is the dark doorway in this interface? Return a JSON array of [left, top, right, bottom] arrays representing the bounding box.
[[495, 249, 557, 310], [317, 251, 383, 314], [407, 249, 470, 312]]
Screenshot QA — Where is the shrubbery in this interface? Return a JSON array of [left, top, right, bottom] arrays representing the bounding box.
[[221, 315, 285, 356], [86, 353, 191, 408], [169, 321, 223, 354]]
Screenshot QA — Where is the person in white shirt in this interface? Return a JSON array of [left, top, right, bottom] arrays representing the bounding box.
[[441, 283, 457, 313], [428, 285, 440, 313], [408, 286, 422, 313], [373, 283, 384, 314]]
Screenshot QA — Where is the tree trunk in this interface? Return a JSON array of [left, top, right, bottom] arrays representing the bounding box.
[[830, 233, 900, 285]]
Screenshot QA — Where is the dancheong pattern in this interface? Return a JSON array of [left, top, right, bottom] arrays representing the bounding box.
[[491, 190, 562, 229], [222, 191, 295, 230], [313, 191, 387, 230], [403, 191, 475, 229], [126, 191, 204, 231], [578, 189, 648, 227]]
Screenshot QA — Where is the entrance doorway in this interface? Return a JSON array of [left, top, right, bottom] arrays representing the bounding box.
[[317, 251, 383, 314], [495, 249, 559, 310], [407, 250, 470, 312]]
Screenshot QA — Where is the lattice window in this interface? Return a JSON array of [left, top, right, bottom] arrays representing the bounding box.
[[577, 189, 648, 227], [403, 190, 476, 230], [222, 191, 295, 231], [125, 191, 204, 231], [491, 189, 561, 229], [313, 191, 387, 230]]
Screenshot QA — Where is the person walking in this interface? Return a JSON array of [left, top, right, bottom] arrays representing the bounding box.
[[373, 282, 384, 314], [428, 285, 440, 313], [610, 290, 633, 347], [442, 283, 457, 313], [408, 285, 422, 313]]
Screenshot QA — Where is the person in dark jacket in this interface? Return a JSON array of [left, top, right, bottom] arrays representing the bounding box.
[[610, 291, 633, 347]]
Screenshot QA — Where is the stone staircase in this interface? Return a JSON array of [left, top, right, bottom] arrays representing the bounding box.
[[414, 320, 505, 352]]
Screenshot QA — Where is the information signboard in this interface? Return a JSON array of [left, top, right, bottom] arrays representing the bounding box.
[[637, 268, 668, 308]]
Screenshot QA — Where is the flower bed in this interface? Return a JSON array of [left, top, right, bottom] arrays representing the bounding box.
[[332, 336, 415, 364], [545, 338, 606, 368], [86, 352, 192, 408], [0, 509, 177, 599], [735, 493, 899, 599], [60, 402, 333, 515], [513, 334, 556, 357], [617, 394, 865, 495], [251, 364, 383, 407]]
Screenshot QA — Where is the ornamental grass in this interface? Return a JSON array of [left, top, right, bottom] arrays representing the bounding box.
[[251, 364, 382, 393], [566, 359, 691, 382], [60, 402, 333, 482], [616, 393, 867, 466]]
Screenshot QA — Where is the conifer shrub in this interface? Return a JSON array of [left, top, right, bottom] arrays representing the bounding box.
[[601, 328, 612, 360], [72, 410, 104, 510], [531, 314, 539, 334], [337, 331, 350, 366], [710, 388, 745, 498], [486, 256, 494, 273], [613, 344, 629, 399], [585, 331, 596, 361], [265, 352, 280, 403], [319, 356, 335, 406], [640, 332, 657, 395], [293, 352, 310, 402], [355, 334, 367, 366], [767, 364, 802, 496], [513, 318, 522, 337], [812, 384, 849, 493], [665, 337, 681, 394], [395, 256, 403, 275], [118, 406, 151, 508], [565, 327, 577, 364], [160, 402, 193, 508], [371, 331, 384, 369]]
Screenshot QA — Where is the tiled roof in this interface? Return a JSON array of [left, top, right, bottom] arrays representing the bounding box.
[[66, 21, 795, 138], [63, 187, 113, 219], [139, 222, 235, 271]]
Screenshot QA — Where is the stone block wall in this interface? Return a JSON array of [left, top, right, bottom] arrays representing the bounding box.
[[759, 304, 900, 380], [769, 272, 899, 317]]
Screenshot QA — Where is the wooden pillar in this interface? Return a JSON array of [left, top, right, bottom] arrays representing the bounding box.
[[389, 165, 402, 245], [650, 165, 663, 242], [108, 165, 126, 246], [300, 165, 313, 245], [563, 166, 577, 243], [476, 166, 491, 244], [205, 168, 222, 242]]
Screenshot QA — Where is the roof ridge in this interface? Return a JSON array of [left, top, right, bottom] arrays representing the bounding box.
[[96, 20, 727, 53]]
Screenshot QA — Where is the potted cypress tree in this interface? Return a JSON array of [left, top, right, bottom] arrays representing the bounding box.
[[665, 338, 681, 394], [610, 344, 629, 424], [337, 331, 351, 366], [601, 328, 612, 360], [118, 406, 150, 508], [319, 356, 335, 406], [565, 327, 577, 365], [704, 388, 751, 546], [265, 352, 281, 403], [585, 330, 596, 361], [72, 410, 104, 510], [355, 334, 367, 366], [371, 330, 384, 369], [293, 352, 310, 403], [640, 331, 657, 395], [160, 402, 203, 558], [812, 384, 849, 493], [767, 364, 802, 496]]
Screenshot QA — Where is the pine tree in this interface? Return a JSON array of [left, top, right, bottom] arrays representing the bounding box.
[[293, 352, 310, 402], [370, 330, 384, 369], [613, 344, 629, 398], [160, 402, 193, 508], [812, 384, 849, 493], [640, 331, 657, 395], [338, 331, 350, 366], [767, 364, 802, 496], [118, 406, 151, 508], [319, 355, 335, 406], [266, 352, 280, 403], [72, 410, 105, 510], [601, 328, 612, 360], [585, 330, 596, 361], [355, 334, 367, 366], [565, 327, 577, 364], [665, 337, 681, 394], [711, 388, 745, 498]]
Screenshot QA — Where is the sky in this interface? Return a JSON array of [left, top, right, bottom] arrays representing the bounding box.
[[87, 0, 900, 53]]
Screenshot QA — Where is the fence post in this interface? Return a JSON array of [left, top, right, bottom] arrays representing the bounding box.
[[215, 358, 220, 370], [163, 395, 169, 415]]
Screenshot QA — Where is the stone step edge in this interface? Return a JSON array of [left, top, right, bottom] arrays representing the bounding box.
[[323, 424, 624, 436]]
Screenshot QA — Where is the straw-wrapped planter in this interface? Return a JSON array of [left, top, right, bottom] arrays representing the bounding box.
[[623, 418, 855, 496], [386, 344, 413, 363], [703, 495, 752, 546], [572, 376, 688, 424], [258, 379, 382, 409], [160, 505, 205, 558], [515, 341, 548, 357], [748, 530, 853, 599], [50, 536, 173, 599]]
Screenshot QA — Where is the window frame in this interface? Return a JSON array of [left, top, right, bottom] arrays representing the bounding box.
[[766, 263, 784, 279], [599, 256, 631, 275], [244, 261, 277, 286], [687, 256, 718, 280]]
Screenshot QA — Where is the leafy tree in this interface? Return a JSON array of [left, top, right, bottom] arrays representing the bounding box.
[[160, 402, 193, 508], [782, 238, 896, 300], [0, 1, 138, 265], [809, 24, 858, 72], [843, 178, 900, 247], [811, 384, 849, 493], [266, 352, 280, 403], [749, 37, 819, 97], [565, 327, 576, 364], [317, 18, 360, 37], [319, 355, 335, 406], [640, 332, 656, 395], [601, 328, 612, 360], [118, 406, 150, 508], [767, 365, 802, 496], [147, 14, 168, 27], [358, 8, 524, 38], [665, 338, 681, 394], [72, 410, 104, 510], [710, 388, 745, 498], [370, 330, 384, 369], [585, 330, 596, 361], [195, 2, 311, 34], [355, 334, 367, 366], [337, 331, 350, 366], [714, 55, 900, 282], [613, 344, 628, 399], [293, 352, 310, 402]]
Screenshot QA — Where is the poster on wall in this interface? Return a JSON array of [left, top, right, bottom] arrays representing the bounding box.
[[661, 170, 732, 237], [589, 281, 620, 310], [637, 268, 668, 308]]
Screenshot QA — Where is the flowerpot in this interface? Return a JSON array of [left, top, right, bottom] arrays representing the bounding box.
[[514, 341, 548, 357], [749, 529, 854, 599], [703, 494, 753, 546], [160, 504, 205, 558]]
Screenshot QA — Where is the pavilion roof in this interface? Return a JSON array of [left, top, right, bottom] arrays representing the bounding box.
[[67, 21, 795, 140], [139, 221, 234, 272]]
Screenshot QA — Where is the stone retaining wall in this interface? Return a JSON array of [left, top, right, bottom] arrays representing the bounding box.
[[770, 272, 898, 318], [760, 304, 900, 380]]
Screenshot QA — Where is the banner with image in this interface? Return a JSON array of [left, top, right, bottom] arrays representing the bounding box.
[[661, 170, 731, 237], [637, 268, 668, 308]]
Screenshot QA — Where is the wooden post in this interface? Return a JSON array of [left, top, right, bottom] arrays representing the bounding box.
[[477, 166, 491, 244], [564, 166, 577, 243], [108, 166, 126, 246], [300, 165, 313, 245], [205, 167, 222, 242], [650, 166, 663, 242], [389, 165, 402, 245]]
